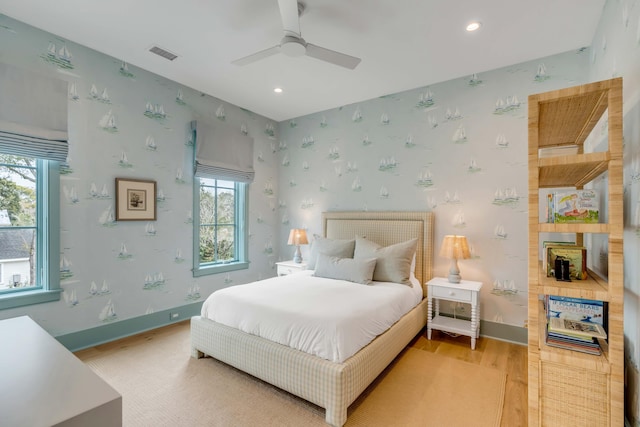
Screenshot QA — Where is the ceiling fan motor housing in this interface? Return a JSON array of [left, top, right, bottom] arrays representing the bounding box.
[[280, 35, 307, 56]]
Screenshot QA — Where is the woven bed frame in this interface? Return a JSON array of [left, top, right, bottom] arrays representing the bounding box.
[[190, 211, 434, 426]]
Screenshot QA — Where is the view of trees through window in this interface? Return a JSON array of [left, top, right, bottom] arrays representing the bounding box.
[[0, 155, 37, 289], [199, 178, 236, 264]]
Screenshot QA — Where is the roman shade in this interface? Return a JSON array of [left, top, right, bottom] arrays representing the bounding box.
[[0, 62, 68, 162], [191, 120, 255, 183]]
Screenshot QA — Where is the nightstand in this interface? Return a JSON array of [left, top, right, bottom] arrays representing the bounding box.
[[276, 260, 308, 276], [426, 277, 483, 350]]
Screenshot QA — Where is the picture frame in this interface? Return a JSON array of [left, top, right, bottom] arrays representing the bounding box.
[[115, 178, 157, 221]]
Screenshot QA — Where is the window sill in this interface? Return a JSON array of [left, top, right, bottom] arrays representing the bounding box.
[[0, 289, 62, 310], [193, 261, 249, 277]]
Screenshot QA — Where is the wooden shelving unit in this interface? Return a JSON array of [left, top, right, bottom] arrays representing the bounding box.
[[528, 78, 624, 426]]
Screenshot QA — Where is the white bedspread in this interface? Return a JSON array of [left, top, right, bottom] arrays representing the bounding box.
[[200, 271, 422, 363]]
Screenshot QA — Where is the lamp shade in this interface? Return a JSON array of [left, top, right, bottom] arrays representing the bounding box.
[[287, 229, 308, 246], [439, 235, 470, 260]]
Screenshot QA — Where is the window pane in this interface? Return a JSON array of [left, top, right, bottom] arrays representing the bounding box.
[[199, 186, 216, 226], [0, 228, 35, 291], [217, 188, 235, 225], [199, 225, 215, 263], [216, 225, 235, 262], [0, 155, 38, 293], [0, 157, 37, 227]]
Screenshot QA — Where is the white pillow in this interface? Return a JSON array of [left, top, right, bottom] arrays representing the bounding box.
[[410, 253, 417, 279], [354, 236, 418, 285], [313, 254, 377, 285], [307, 235, 355, 269]]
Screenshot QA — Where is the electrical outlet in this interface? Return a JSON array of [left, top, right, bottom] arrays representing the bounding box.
[[170, 312, 179, 320]]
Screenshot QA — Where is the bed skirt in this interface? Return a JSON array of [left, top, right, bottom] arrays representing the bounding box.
[[190, 297, 429, 426]]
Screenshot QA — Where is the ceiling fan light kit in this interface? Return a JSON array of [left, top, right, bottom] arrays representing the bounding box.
[[232, 0, 361, 69]]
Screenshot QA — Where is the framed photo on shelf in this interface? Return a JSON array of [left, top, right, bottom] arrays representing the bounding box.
[[115, 178, 156, 221]]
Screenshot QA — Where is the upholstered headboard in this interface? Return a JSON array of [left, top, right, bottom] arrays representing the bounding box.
[[321, 211, 434, 296]]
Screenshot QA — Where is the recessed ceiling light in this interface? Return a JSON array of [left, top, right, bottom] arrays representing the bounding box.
[[274, 87, 283, 93], [466, 21, 482, 32]]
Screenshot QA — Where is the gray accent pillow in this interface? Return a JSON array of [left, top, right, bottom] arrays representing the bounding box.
[[307, 235, 356, 270], [313, 254, 377, 285], [354, 236, 418, 285]]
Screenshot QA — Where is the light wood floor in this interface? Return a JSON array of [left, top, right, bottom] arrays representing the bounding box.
[[409, 330, 528, 427], [76, 321, 528, 427]]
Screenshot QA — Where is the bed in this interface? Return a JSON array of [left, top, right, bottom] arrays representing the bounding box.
[[190, 211, 434, 426]]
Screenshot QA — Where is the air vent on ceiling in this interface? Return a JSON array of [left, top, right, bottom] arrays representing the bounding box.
[[149, 45, 178, 61]]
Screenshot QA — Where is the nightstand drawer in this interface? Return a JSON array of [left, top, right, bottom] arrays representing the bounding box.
[[276, 261, 307, 276], [431, 286, 472, 302], [278, 266, 297, 276]]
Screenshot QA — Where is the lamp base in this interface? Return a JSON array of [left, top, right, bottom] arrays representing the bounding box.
[[293, 246, 303, 263], [447, 273, 461, 284], [448, 259, 461, 283]]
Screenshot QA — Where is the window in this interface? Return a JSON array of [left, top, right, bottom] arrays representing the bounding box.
[[0, 155, 60, 309], [193, 177, 248, 276]]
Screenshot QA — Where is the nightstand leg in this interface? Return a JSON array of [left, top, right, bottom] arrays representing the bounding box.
[[427, 297, 433, 340], [471, 304, 478, 350]]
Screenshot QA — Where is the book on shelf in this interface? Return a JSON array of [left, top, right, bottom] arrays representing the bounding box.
[[541, 241, 575, 275], [548, 317, 607, 340], [543, 295, 607, 355], [551, 189, 600, 224], [545, 295, 606, 326], [545, 331, 602, 355], [546, 245, 587, 280], [545, 193, 554, 223]]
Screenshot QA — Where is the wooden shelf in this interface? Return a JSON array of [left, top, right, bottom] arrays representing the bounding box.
[[536, 301, 610, 374], [534, 264, 610, 302], [538, 223, 609, 233], [534, 80, 611, 149], [538, 151, 610, 188], [528, 78, 623, 426]]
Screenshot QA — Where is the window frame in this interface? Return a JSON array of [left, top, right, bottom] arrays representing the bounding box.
[[192, 176, 249, 277], [0, 159, 61, 309]]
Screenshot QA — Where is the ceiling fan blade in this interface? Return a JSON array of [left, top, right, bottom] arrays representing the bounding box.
[[305, 43, 361, 70], [232, 45, 281, 66], [278, 0, 301, 36]]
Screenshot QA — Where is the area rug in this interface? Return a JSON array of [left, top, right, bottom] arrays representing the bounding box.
[[81, 326, 505, 427], [346, 347, 506, 427]]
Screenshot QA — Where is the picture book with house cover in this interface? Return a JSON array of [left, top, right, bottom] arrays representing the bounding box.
[[546, 246, 587, 280], [541, 241, 575, 275]]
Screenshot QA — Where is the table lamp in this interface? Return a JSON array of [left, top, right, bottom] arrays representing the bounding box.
[[288, 228, 309, 263], [439, 235, 471, 283]]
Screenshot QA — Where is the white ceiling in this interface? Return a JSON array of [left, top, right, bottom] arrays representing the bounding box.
[[0, 0, 605, 122]]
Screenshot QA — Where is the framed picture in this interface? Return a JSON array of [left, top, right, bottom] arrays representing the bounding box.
[[115, 178, 157, 221]]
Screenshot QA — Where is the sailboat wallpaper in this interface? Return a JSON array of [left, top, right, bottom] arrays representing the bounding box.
[[275, 47, 592, 329], [5, 5, 637, 345], [0, 14, 280, 335]]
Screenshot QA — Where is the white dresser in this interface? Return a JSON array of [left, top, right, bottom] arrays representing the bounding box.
[[0, 316, 122, 427]]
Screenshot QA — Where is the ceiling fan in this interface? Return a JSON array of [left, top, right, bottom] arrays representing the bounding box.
[[232, 0, 361, 70]]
